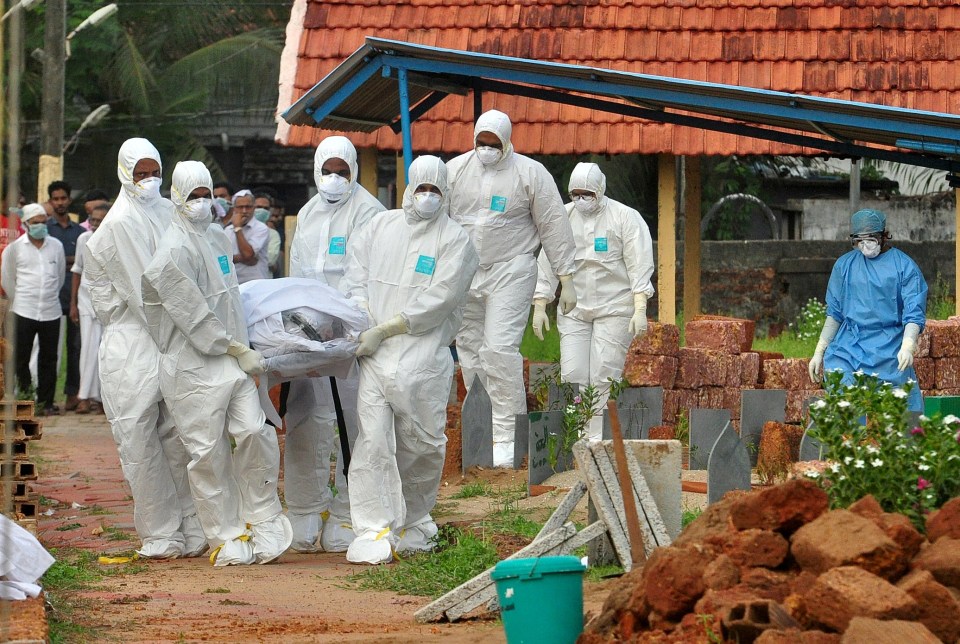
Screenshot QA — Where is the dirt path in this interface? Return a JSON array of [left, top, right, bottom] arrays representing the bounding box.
[[31, 414, 614, 643]]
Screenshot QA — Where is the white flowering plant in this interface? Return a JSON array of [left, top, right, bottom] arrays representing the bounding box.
[[807, 370, 960, 530]]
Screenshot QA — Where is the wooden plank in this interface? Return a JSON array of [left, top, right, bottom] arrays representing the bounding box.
[[599, 442, 671, 553], [534, 480, 587, 540], [414, 523, 576, 623], [437, 523, 578, 622], [574, 442, 633, 572]]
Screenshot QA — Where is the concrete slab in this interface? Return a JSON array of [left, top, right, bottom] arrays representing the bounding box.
[[740, 389, 786, 466], [690, 408, 730, 470]]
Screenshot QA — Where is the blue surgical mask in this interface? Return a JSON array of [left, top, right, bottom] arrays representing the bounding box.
[[27, 223, 48, 240], [254, 207, 270, 223]]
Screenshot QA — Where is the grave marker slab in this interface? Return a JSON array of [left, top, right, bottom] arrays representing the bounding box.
[[799, 396, 824, 461], [707, 421, 752, 504], [690, 408, 730, 470], [461, 375, 493, 472], [602, 387, 662, 440], [527, 411, 570, 490], [740, 389, 786, 466], [513, 413, 529, 469]]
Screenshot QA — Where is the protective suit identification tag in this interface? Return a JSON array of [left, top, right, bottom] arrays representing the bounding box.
[[329, 237, 346, 255], [490, 195, 507, 212], [218, 255, 230, 274], [415, 255, 436, 275], [594, 237, 608, 252]]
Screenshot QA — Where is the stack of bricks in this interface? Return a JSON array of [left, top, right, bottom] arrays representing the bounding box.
[[1, 400, 42, 535], [913, 318, 960, 397], [624, 315, 784, 429]]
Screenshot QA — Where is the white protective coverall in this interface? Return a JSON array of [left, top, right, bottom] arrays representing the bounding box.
[[285, 136, 383, 551], [83, 138, 203, 559], [341, 155, 479, 564], [447, 110, 577, 467], [534, 163, 655, 440], [141, 161, 291, 566]]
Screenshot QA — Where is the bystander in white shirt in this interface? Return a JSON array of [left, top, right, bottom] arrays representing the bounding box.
[[71, 230, 102, 406], [227, 218, 271, 283], [1, 234, 65, 322]]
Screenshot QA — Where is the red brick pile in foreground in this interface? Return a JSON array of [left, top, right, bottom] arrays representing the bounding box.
[[624, 315, 960, 431], [579, 480, 960, 643]]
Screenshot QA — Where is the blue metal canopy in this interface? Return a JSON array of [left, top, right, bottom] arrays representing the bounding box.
[[282, 37, 960, 180]]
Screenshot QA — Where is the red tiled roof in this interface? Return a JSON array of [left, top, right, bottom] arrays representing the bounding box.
[[276, 0, 960, 156]]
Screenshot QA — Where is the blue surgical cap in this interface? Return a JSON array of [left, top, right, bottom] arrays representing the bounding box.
[[851, 209, 886, 235]]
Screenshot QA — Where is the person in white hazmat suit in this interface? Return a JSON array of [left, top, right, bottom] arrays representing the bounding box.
[[447, 109, 578, 467], [341, 155, 479, 564], [532, 163, 655, 440], [83, 138, 204, 559], [285, 136, 383, 552], [141, 161, 292, 566]]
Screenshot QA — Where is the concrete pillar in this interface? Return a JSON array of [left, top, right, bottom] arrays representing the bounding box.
[[395, 152, 407, 208], [658, 154, 677, 324], [683, 156, 701, 320], [359, 147, 377, 196]]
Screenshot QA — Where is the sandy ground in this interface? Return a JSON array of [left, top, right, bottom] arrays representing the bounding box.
[[26, 413, 642, 643]]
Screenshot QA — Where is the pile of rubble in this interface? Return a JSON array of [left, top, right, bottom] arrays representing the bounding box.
[[580, 479, 960, 643]]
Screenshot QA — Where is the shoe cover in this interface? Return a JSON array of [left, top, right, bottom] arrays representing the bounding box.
[[211, 537, 255, 567], [251, 514, 293, 564], [397, 521, 438, 555], [319, 518, 356, 553], [181, 514, 209, 557], [137, 539, 184, 559], [492, 442, 515, 468], [288, 512, 322, 553], [346, 533, 393, 565]]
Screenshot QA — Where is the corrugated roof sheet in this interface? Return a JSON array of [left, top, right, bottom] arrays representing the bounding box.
[[276, 0, 960, 156]]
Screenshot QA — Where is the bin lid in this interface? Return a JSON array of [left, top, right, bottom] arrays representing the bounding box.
[[490, 556, 586, 581]]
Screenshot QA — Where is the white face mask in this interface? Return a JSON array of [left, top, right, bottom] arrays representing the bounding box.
[[131, 176, 162, 204], [573, 195, 600, 215], [317, 173, 350, 201], [858, 239, 881, 258], [475, 145, 502, 166], [412, 192, 442, 219], [181, 198, 212, 224]]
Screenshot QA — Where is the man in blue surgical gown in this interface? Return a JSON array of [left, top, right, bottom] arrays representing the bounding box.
[[808, 208, 928, 411]]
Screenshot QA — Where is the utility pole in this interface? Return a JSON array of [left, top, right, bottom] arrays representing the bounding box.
[[38, 0, 66, 203], [6, 3, 22, 205], [1, 0, 6, 203]]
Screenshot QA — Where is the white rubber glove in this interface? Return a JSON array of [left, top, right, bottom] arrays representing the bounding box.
[[558, 274, 577, 315], [628, 293, 649, 337], [226, 341, 265, 375], [808, 316, 840, 384], [532, 299, 550, 341], [356, 314, 408, 357], [897, 322, 921, 372]]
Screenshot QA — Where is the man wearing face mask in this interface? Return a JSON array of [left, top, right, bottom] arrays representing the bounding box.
[[808, 208, 928, 411], [447, 109, 577, 467], [532, 163, 655, 440], [1, 204, 65, 416], [341, 155, 479, 564], [226, 190, 271, 283], [83, 138, 205, 559], [253, 202, 282, 277], [285, 136, 383, 553], [142, 161, 291, 566]]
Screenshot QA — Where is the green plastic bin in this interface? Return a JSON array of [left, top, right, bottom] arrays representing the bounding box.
[[490, 555, 586, 644]]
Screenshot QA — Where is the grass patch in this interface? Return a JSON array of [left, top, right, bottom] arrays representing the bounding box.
[[752, 334, 816, 358], [55, 523, 83, 532], [104, 526, 135, 542], [520, 309, 560, 362], [345, 525, 499, 597], [682, 507, 703, 528], [202, 587, 231, 594], [451, 482, 492, 499], [88, 505, 112, 516], [218, 599, 250, 606], [430, 500, 460, 519], [43, 548, 146, 643], [585, 563, 624, 582]]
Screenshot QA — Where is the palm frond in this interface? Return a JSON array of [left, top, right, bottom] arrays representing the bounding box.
[[157, 29, 284, 111], [106, 30, 159, 114]]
